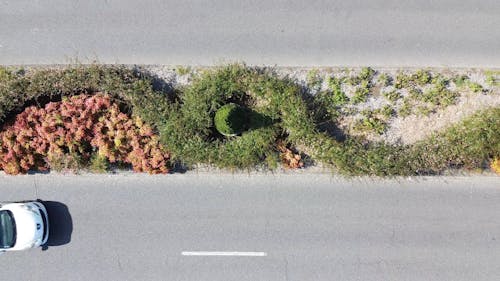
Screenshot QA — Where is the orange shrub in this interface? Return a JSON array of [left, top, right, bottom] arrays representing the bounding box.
[[0, 94, 169, 174]]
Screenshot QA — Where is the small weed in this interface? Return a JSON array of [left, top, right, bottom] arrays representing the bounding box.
[[421, 87, 457, 108], [486, 75, 497, 87], [176, 66, 192, 76], [377, 73, 392, 87], [383, 90, 401, 103], [398, 99, 413, 117], [354, 114, 387, 135], [307, 69, 323, 91], [431, 74, 448, 87], [394, 72, 411, 89], [468, 82, 484, 93], [377, 105, 394, 119], [453, 75, 469, 88], [411, 78, 458, 108], [326, 76, 349, 106], [416, 105, 433, 116], [351, 82, 370, 104], [485, 70, 500, 87], [346, 76, 361, 86], [355, 107, 392, 135], [413, 69, 432, 86], [408, 87, 423, 100], [313, 76, 349, 121], [359, 67, 375, 81]]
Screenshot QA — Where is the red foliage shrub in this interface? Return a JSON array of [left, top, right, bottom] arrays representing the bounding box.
[[0, 94, 169, 174]]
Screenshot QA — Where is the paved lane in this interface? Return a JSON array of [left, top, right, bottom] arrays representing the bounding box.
[[0, 173, 499, 281], [1, 0, 499, 66]]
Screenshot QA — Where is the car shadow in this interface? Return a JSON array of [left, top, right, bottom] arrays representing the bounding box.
[[38, 200, 73, 250]]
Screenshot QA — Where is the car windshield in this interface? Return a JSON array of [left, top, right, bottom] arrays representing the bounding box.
[[0, 210, 16, 248]]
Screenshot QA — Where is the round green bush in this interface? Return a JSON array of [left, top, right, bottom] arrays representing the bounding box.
[[214, 103, 247, 136]]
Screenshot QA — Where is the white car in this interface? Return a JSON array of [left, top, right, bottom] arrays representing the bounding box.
[[0, 201, 49, 252]]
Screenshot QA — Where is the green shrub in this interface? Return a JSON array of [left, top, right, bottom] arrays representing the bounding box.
[[214, 103, 247, 136]]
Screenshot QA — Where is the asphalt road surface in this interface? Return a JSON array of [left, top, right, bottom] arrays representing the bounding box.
[[1, 0, 499, 67], [0, 173, 499, 281]]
